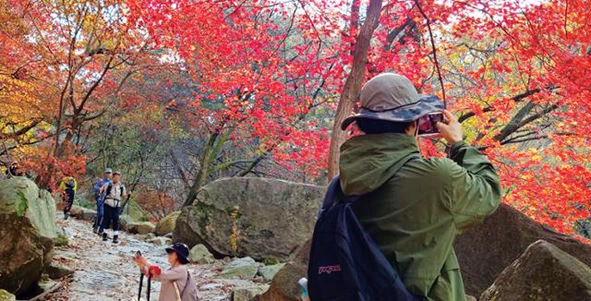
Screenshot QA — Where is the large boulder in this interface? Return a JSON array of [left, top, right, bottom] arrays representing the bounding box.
[[455, 203, 591, 296], [174, 177, 323, 261], [69, 205, 96, 221], [0, 177, 57, 296], [155, 211, 180, 236], [120, 200, 149, 222], [127, 222, 156, 234], [480, 240, 591, 300], [259, 239, 311, 301]]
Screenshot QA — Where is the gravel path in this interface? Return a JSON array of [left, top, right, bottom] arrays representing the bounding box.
[[47, 218, 264, 300]]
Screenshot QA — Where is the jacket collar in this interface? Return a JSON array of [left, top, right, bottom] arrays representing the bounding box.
[[339, 133, 420, 196]]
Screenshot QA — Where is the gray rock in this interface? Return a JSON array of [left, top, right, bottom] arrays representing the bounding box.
[[150, 237, 172, 246], [44, 263, 75, 279], [123, 200, 150, 224], [0, 177, 56, 295], [190, 244, 215, 264], [155, 211, 180, 236], [232, 285, 269, 301], [53, 232, 69, 247], [136, 233, 156, 241], [199, 283, 224, 291], [455, 203, 591, 296], [56, 226, 72, 238], [174, 177, 324, 261], [127, 222, 156, 234], [219, 257, 260, 280], [260, 239, 310, 301], [258, 264, 286, 282], [118, 214, 134, 231], [69, 205, 96, 221], [480, 240, 591, 301], [0, 289, 16, 301]]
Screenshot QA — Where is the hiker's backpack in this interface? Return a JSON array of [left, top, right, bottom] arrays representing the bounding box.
[[307, 155, 422, 301], [65, 178, 75, 189], [105, 183, 124, 199]]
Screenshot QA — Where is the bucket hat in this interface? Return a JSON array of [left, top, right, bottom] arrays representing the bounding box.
[[166, 243, 191, 264], [341, 73, 444, 130]]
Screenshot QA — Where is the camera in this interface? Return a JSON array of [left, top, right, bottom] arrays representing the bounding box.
[[418, 113, 443, 137]]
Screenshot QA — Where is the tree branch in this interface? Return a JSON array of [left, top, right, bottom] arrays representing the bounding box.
[[495, 102, 560, 142], [459, 87, 544, 123]]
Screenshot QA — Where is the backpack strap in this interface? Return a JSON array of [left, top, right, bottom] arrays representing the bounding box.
[[319, 153, 421, 217], [106, 183, 113, 198], [173, 271, 191, 301], [180, 271, 190, 298]]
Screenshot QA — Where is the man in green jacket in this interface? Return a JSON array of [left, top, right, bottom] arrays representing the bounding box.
[[339, 73, 502, 300]]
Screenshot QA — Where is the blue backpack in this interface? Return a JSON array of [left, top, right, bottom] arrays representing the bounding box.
[[308, 155, 422, 301]]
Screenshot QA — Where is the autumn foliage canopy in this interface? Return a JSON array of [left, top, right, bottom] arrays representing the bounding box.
[[2, 0, 591, 236]]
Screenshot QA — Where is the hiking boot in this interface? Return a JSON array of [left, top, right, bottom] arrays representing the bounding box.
[[102, 232, 108, 242], [64, 212, 69, 220], [93, 228, 97, 234], [112, 235, 119, 244]]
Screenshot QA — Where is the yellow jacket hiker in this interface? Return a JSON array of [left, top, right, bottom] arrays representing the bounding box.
[[59, 176, 77, 220], [339, 73, 502, 300]]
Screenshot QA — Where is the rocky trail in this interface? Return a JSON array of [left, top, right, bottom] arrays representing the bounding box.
[[4, 177, 591, 301], [46, 218, 263, 301]]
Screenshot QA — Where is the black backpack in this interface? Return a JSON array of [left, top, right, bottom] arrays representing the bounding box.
[[308, 155, 422, 301]]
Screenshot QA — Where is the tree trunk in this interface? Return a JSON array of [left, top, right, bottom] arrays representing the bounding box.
[[181, 129, 231, 208], [327, 0, 383, 180], [182, 132, 219, 208]]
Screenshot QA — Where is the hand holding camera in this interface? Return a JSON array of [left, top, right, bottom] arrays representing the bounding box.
[[435, 110, 463, 145]]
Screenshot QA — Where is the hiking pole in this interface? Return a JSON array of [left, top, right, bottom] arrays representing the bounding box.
[[147, 274, 152, 301], [138, 273, 144, 301]]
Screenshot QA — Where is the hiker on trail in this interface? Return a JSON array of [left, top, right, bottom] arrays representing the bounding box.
[[92, 168, 113, 233], [5, 161, 23, 178], [134, 243, 199, 301], [99, 171, 128, 244], [59, 175, 77, 220], [335, 73, 502, 300]]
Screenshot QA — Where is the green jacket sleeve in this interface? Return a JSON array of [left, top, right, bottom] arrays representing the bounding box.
[[444, 141, 502, 230]]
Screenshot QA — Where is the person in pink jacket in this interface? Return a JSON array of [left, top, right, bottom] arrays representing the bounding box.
[[135, 243, 199, 301]]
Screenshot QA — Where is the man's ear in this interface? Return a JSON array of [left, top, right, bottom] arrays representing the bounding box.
[[406, 120, 418, 136]]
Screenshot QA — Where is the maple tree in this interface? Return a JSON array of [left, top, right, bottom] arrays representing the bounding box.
[[3, 0, 591, 235], [127, 0, 340, 207], [327, 0, 591, 236], [0, 0, 168, 188]]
